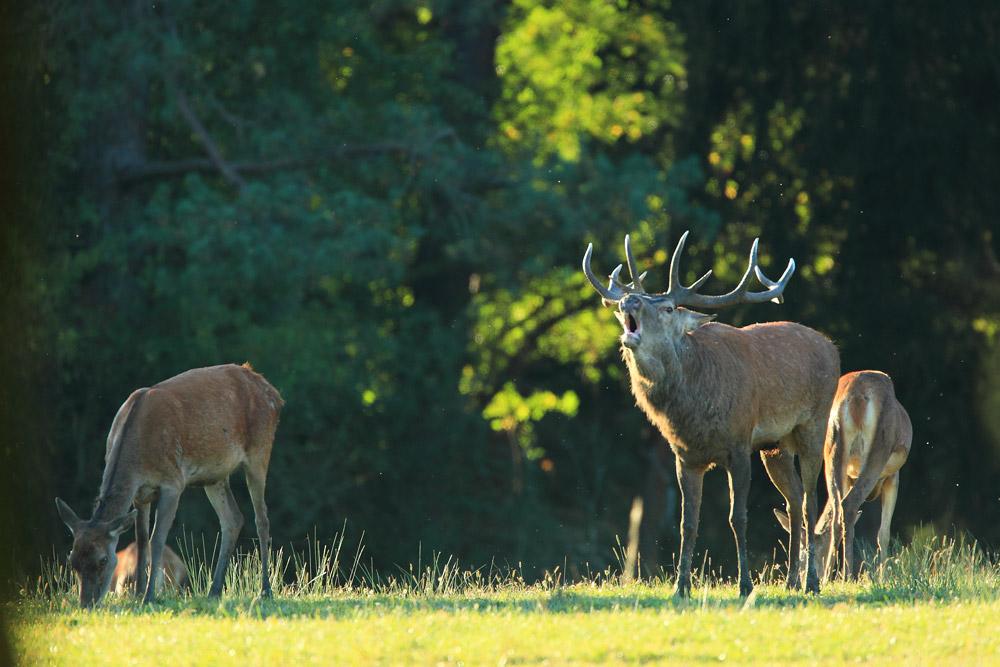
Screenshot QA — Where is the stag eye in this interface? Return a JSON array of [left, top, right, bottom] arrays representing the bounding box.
[[664, 306, 674, 313], [99, 556, 108, 568]]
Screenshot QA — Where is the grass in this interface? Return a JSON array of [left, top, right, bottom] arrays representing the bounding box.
[[10, 531, 1000, 665]]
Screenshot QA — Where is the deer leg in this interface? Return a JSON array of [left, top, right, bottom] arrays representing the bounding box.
[[840, 467, 891, 579], [143, 487, 181, 604], [876, 472, 899, 565], [244, 465, 273, 598], [134, 503, 151, 599], [204, 479, 245, 597], [760, 447, 804, 590], [726, 449, 753, 597], [673, 459, 704, 599]]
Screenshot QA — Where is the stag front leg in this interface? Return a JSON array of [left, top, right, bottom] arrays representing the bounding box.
[[727, 450, 753, 597], [673, 459, 704, 599]]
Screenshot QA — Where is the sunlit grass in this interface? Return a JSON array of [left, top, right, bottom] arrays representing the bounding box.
[[11, 532, 1000, 665]]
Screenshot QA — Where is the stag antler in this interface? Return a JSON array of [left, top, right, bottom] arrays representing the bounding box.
[[583, 231, 795, 308], [583, 235, 647, 303], [664, 231, 795, 309]]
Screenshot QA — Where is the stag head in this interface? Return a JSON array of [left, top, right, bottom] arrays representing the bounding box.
[[582, 231, 796, 352], [56, 498, 136, 607]]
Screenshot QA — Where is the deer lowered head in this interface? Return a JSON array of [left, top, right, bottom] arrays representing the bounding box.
[[55, 498, 137, 608]]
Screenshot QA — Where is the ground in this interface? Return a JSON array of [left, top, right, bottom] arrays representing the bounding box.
[[10, 534, 1000, 665]]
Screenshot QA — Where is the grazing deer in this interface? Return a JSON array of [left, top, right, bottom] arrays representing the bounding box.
[[775, 370, 911, 579], [111, 542, 190, 595], [55, 363, 283, 606], [583, 232, 839, 596]]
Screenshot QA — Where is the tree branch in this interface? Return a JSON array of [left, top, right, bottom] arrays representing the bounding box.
[[165, 73, 247, 191], [116, 129, 456, 186]]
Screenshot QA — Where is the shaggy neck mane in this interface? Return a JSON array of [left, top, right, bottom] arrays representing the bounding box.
[[628, 326, 737, 448]]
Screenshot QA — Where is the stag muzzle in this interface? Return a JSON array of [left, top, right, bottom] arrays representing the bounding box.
[[619, 295, 643, 349]]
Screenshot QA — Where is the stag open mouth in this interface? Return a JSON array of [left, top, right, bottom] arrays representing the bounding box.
[[620, 311, 641, 348]]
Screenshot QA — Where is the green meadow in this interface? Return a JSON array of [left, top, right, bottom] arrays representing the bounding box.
[[11, 534, 1000, 665]]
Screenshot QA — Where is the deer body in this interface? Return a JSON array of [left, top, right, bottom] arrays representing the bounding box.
[[584, 233, 839, 597], [629, 321, 838, 468], [826, 371, 911, 577], [111, 542, 189, 595], [56, 363, 282, 606], [776, 371, 911, 580]]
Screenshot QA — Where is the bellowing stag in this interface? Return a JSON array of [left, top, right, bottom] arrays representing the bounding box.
[[775, 370, 912, 579], [55, 363, 282, 606], [583, 232, 839, 596]]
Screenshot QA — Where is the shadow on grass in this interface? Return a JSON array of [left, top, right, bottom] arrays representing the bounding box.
[[21, 584, 877, 620]]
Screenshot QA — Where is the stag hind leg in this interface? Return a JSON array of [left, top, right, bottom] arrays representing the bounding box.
[[760, 445, 804, 590], [794, 421, 826, 595], [205, 479, 245, 597]]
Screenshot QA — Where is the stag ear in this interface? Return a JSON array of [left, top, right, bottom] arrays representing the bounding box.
[[773, 508, 791, 534], [55, 498, 82, 535], [678, 308, 715, 332], [105, 509, 137, 538]]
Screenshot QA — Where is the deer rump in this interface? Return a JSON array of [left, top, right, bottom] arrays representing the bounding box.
[[111, 542, 190, 595]]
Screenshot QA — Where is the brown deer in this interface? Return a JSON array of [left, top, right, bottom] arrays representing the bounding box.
[[583, 232, 839, 596], [111, 542, 190, 595], [775, 370, 911, 579], [55, 363, 283, 606]]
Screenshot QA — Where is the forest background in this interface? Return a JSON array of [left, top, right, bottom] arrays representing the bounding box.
[[1, 0, 998, 587]]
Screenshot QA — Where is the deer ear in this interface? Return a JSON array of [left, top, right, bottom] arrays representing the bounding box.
[[55, 498, 82, 535], [106, 510, 137, 538], [773, 508, 792, 533], [679, 308, 715, 332]]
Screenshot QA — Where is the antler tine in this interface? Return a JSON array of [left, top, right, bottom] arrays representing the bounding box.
[[755, 259, 796, 304], [609, 264, 629, 289], [582, 243, 627, 303], [666, 230, 715, 299], [673, 236, 797, 309], [624, 234, 646, 293], [754, 258, 793, 304], [667, 230, 690, 295]]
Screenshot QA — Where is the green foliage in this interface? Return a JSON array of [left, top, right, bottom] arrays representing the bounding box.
[[10, 0, 1000, 584], [496, 0, 685, 161]]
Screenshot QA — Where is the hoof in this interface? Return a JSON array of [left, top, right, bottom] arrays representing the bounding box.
[[673, 582, 691, 599], [739, 581, 754, 598], [805, 578, 821, 595]]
